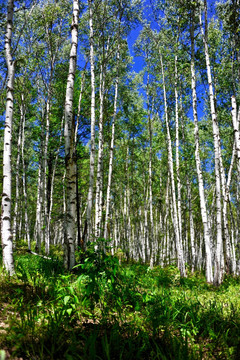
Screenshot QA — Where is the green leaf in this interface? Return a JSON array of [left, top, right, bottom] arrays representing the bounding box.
[[66, 308, 73, 316], [64, 295, 70, 305]]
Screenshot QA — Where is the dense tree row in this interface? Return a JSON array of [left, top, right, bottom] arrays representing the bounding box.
[[1, 0, 240, 284]]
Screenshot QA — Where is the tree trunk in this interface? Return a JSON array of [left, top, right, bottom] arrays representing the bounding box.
[[35, 127, 44, 254], [87, 0, 96, 241], [48, 116, 64, 253], [104, 48, 120, 239], [95, 63, 106, 239], [200, 1, 223, 285], [160, 54, 185, 277], [63, 0, 79, 270], [190, 13, 213, 282], [146, 73, 154, 268], [12, 95, 23, 247], [174, 54, 183, 266], [1, 0, 15, 275], [43, 93, 51, 254], [20, 93, 30, 249], [231, 95, 240, 175]]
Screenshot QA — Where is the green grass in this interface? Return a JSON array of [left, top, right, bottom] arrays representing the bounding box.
[[0, 245, 240, 359]]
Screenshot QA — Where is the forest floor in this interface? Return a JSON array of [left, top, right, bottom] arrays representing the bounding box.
[[0, 243, 240, 359]]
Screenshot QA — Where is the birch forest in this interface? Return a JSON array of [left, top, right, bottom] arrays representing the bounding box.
[[1, 0, 240, 359]]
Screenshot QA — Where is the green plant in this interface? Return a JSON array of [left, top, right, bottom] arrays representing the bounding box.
[[75, 239, 123, 319]]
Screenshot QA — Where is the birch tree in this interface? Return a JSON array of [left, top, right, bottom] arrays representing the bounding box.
[[1, 0, 15, 275], [190, 7, 213, 283], [104, 47, 120, 239], [86, 0, 96, 241], [64, 0, 79, 270], [160, 52, 185, 277], [200, 0, 223, 285]]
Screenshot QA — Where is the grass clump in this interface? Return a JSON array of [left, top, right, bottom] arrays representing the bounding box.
[[0, 243, 240, 359]]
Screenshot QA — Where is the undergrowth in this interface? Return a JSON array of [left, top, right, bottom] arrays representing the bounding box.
[[0, 242, 240, 359]]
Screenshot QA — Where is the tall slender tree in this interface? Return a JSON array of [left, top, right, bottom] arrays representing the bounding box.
[[64, 0, 79, 270], [86, 0, 96, 242], [200, 0, 223, 285], [1, 0, 15, 275], [190, 7, 213, 283]]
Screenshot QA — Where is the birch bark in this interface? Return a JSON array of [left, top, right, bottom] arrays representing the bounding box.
[[174, 54, 183, 264], [190, 13, 213, 283], [146, 74, 154, 268], [104, 48, 120, 239], [48, 116, 64, 252], [34, 77, 45, 253], [95, 63, 106, 239], [160, 54, 185, 277], [87, 0, 96, 240], [231, 96, 240, 174], [1, 0, 15, 275], [223, 141, 237, 274], [200, 1, 223, 285], [20, 94, 30, 249], [75, 71, 85, 248], [43, 16, 63, 254], [35, 120, 44, 253], [12, 94, 23, 246], [64, 0, 79, 270], [187, 178, 196, 273], [43, 93, 51, 254]]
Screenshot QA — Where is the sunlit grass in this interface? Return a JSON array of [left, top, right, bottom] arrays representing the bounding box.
[[0, 245, 240, 359]]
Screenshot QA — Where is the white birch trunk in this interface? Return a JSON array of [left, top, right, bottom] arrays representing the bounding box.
[[34, 79, 45, 253], [87, 0, 96, 240], [43, 91, 51, 254], [35, 168, 43, 252], [190, 14, 213, 283], [1, 0, 15, 275], [104, 48, 120, 239], [231, 96, 240, 174], [75, 71, 85, 247], [162, 177, 169, 266], [19, 94, 30, 249], [147, 74, 154, 268], [144, 185, 149, 262], [187, 178, 196, 273], [47, 116, 64, 253], [174, 54, 183, 264], [43, 19, 62, 253], [200, 2, 223, 285], [12, 97, 23, 246], [63, 0, 79, 270], [224, 141, 236, 273], [160, 54, 185, 277], [95, 64, 105, 239]]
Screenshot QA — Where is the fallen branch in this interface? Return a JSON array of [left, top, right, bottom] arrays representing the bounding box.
[[27, 249, 56, 261]]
